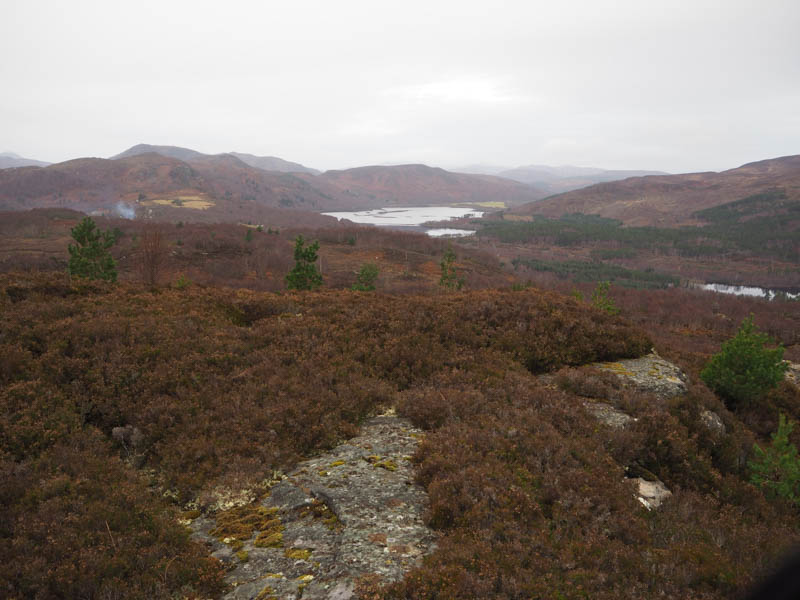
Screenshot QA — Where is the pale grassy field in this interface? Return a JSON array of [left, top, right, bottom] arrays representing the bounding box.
[[147, 195, 215, 210]]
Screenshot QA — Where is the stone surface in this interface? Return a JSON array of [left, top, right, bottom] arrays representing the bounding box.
[[701, 409, 726, 435], [191, 413, 436, 599], [635, 477, 672, 510], [582, 401, 634, 429], [593, 351, 688, 398], [785, 362, 800, 387]]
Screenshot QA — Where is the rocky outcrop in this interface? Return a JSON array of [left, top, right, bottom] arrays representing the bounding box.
[[592, 351, 688, 398], [582, 401, 634, 429], [785, 362, 800, 387], [701, 409, 726, 435], [190, 412, 436, 600], [634, 478, 672, 510]]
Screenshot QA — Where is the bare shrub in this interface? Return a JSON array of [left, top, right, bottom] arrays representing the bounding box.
[[137, 224, 167, 286]]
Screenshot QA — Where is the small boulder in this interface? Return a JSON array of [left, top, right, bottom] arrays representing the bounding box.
[[700, 409, 726, 435], [785, 362, 800, 387], [635, 477, 672, 510]]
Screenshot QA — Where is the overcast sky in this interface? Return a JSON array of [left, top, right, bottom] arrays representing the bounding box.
[[1, 0, 798, 173]]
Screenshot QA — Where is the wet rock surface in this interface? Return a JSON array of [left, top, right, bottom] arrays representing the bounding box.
[[592, 351, 688, 398], [191, 413, 436, 600]]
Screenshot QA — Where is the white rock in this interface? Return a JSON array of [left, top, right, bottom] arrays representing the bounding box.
[[635, 477, 672, 510]]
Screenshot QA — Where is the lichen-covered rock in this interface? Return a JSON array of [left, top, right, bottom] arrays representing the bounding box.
[[191, 413, 436, 599], [701, 409, 726, 435], [582, 401, 634, 429], [785, 362, 800, 387], [593, 351, 687, 398]]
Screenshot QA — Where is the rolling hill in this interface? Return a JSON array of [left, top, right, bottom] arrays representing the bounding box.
[[453, 163, 667, 194], [305, 164, 545, 209], [507, 154, 800, 226], [0, 149, 546, 223], [112, 144, 320, 175], [0, 153, 338, 225], [0, 151, 51, 169], [497, 165, 668, 195]]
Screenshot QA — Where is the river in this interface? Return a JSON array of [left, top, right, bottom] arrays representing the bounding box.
[[700, 283, 799, 301]]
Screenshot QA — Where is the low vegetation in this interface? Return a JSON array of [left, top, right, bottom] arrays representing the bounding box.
[[511, 256, 679, 289], [482, 191, 799, 262], [2, 200, 800, 598], [1, 273, 649, 598]]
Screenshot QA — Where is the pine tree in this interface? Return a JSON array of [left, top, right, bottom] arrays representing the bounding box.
[[67, 217, 118, 282], [701, 315, 787, 408], [352, 263, 378, 291], [285, 235, 323, 290], [439, 245, 464, 290], [749, 414, 800, 505]]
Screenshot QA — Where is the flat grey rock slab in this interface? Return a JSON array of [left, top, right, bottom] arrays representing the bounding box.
[[582, 401, 634, 429], [191, 413, 436, 600], [592, 351, 688, 398]]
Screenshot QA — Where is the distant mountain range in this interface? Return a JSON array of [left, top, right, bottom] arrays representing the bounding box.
[[0, 152, 51, 169], [6, 144, 796, 229], [111, 144, 320, 175], [453, 164, 668, 195], [0, 145, 545, 223], [506, 154, 800, 227]]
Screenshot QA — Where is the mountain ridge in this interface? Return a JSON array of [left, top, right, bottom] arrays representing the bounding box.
[[0, 152, 544, 222], [0, 151, 51, 169], [506, 154, 800, 226], [112, 143, 319, 175]]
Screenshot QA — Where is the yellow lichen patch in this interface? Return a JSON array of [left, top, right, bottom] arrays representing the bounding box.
[[210, 504, 279, 542], [284, 548, 313, 561], [254, 530, 284, 548], [228, 539, 244, 551], [597, 362, 634, 377], [254, 585, 276, 600], [300, 498, 343, 532], [374, 460, 398, 471], [297, 574, 314, 582], [236, 550, 249, 562], [329, 460, 345, 467]]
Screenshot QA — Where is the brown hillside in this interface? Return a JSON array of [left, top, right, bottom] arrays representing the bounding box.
[[309, 164, 545, 209], [0, 155, 546, 221], [509, 155, 800, 226], [0, 153, 338, 223]]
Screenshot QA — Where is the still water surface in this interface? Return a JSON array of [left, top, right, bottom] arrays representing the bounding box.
[[322, 206, 482, 237]]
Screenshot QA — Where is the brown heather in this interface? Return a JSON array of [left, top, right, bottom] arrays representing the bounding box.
[[1, 272, 799, 599]]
